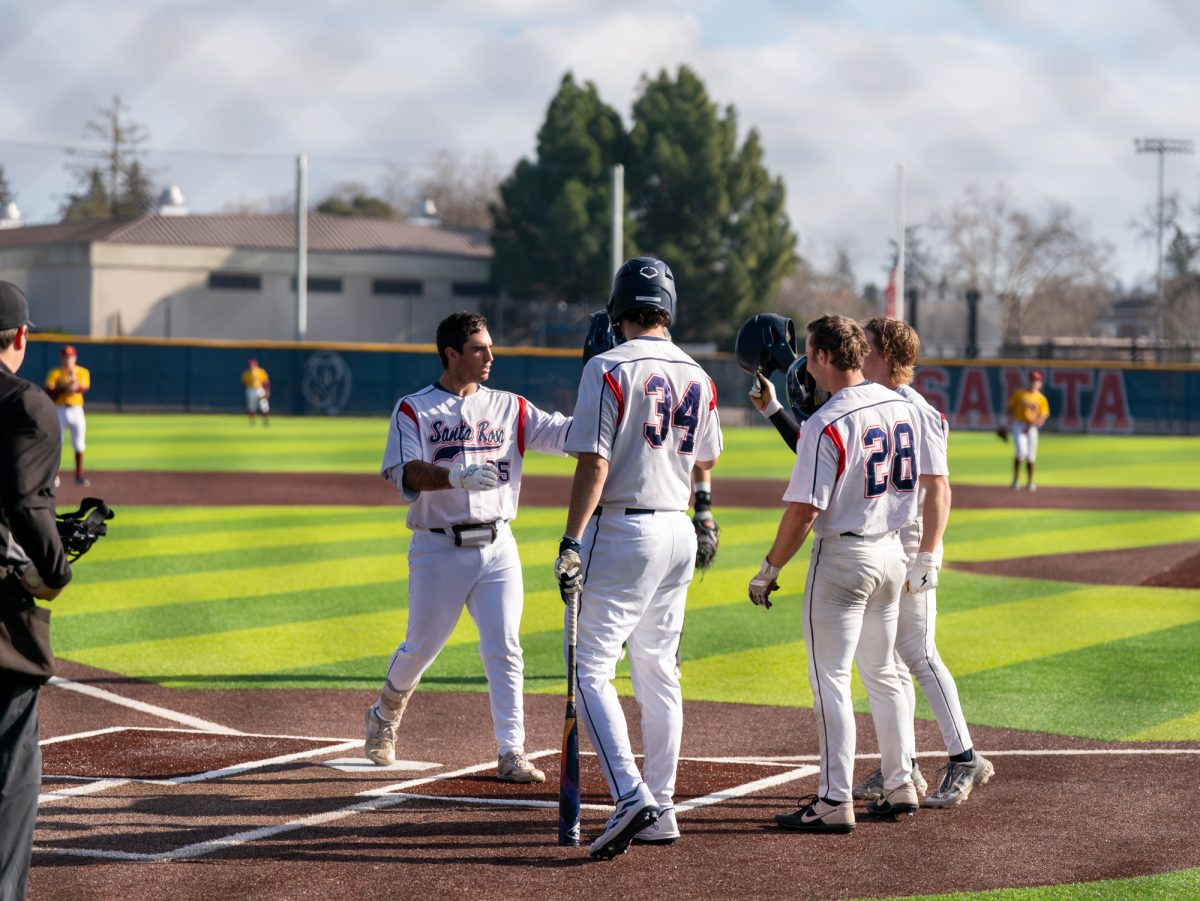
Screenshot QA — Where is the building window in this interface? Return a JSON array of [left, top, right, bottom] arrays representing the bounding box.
[[373, 279, 423, 296], [290, 276, 343, 293], [453, 282, 493, 298], [208, 273, 261, 291]]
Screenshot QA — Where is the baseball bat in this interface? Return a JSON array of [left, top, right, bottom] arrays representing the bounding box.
[[557, 588, 581, 845]]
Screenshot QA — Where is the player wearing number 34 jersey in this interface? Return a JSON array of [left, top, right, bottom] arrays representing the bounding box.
[[556, 257, 722, 860]]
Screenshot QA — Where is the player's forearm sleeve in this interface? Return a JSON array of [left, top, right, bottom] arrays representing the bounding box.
[[768, 408, 801, 453]]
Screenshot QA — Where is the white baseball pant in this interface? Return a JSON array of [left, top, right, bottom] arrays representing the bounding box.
[[574, 508, 695, 806], [804, 532, 913, 802], [56, 406, 86, 453], [892, 567, 973, 758], [383, 523, 529, 756], [1012, 421, 1038, 462]]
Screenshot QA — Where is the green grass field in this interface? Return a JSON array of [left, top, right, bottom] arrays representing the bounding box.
[[70, 412, 1200, 487], [49, 413, 1200, 897]]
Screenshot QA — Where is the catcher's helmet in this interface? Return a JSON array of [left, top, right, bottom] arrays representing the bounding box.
[[735, 314, 798, 377], [607, 257, 676, 326], [583, 309, 623, 363], [786, 355, 829, 423]]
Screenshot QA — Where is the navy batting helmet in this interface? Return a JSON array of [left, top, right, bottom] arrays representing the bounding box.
[[607, 257, 676, 326], [785, 355, 829, 423], [735, 314, 798, 377], [582, 309, 623, 363]]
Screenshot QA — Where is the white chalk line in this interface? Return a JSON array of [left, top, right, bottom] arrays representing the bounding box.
[[47, 676, 240, 734], [743, 747, 1200, 764], [35, 679, 1200, 862]]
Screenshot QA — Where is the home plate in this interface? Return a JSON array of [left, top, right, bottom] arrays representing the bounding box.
[[321, 758, 441, 773]]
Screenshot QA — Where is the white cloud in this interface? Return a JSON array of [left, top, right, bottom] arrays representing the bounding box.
[[2, 0, 1197, 288]]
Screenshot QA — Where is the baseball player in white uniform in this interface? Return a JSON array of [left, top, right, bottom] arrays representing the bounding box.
[[852, 317, 994, 808], [555, 258, 722, 860], [365, 311, 571, 784], [749, 314, 920, 834]]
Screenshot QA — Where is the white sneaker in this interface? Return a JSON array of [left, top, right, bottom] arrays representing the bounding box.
[[865, 781, 919, 819], [497, 750, 546, 784], [1027, 483, 1037, 493], [632, 806, 679, 845], [852, 763, 927, 800], [589, 783, 660, 860], [364, 704, 398, 766]]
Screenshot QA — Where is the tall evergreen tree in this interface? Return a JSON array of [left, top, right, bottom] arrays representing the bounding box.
[[626, 66, 797, 341], [61, 167, 111, 221], [61, 94, 154, 220], [490, 73, 628, 305], [0, 165, 14, 207]]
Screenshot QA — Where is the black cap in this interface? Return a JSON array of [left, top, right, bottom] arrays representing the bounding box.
[[0, 281, 33, 330]]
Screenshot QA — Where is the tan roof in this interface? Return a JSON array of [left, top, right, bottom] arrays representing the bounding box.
[[0, 213, 491, 258]]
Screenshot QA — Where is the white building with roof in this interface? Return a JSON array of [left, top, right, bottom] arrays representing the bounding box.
[[0, 212, 496, 343]]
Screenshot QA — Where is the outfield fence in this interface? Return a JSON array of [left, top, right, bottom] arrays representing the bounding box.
[[26, 336, 1200, 435]]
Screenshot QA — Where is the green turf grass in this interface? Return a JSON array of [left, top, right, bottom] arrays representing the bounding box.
[[54, 505, 1200, 743], [66, 413, 1200, 489], [881, 866, 1200, 900]]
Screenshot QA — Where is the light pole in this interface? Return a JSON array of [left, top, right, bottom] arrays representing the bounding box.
[[1134, 138, 1194, 360]]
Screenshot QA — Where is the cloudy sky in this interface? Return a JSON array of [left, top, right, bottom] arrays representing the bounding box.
[[2, 0, 1198, 288]]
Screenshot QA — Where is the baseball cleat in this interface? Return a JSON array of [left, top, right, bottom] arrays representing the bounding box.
[[632, 806, 679, 845], [496, 750, 546, 784], [852, 763, 926, 801], [775, 795, 855, 834], [364, 704, 399, 766], [922, 754, 995, 808], [75, 476, 90, 487], [589, 783, 660, 860], [865, 781, 919, 819]]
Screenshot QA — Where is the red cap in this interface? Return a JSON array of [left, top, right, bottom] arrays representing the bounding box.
[[62, 345, 77, 358], [1030, 369, 1043, 382]]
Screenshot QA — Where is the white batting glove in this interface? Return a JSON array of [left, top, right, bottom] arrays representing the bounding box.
[[748, 557, 781, 609], [447, 460, 500, 491], [905, 551, 941, 595], [555, 536, 584, 601], [749, 372, 782, 418]]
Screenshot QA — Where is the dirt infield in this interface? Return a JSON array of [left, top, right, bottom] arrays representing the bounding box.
[[27, 472, 1200, 898], [53, 469, 1200, 513], [32, 660, 1200, 900]]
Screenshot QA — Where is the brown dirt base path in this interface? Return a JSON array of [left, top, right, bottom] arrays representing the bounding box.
[[31, 660, 1200, 901]]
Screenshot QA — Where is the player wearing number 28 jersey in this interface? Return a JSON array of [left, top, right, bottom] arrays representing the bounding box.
[[750, 314, 921, 834]]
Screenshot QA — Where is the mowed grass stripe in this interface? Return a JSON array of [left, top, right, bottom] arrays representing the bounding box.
[[107, 507, 401, 539], [78, 531, 408, 577], [56, 555, 407, 617], [949, 511, 1200, 562], [935, 583, 1200, 675], [53, 581, 403, 653], [952, 620, 1200, 741]]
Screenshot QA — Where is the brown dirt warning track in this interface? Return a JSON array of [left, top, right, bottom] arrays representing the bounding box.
[[29, 472, 1200, 900]]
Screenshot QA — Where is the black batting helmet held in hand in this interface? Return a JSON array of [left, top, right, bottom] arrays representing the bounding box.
[[607, 257, 676, 326], [786, 355, 829, 423], [582, 309, 623, 363], [735, 314, 798, 376]]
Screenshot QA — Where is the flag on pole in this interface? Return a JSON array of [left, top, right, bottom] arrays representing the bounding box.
[[884, 264, 898, 318]]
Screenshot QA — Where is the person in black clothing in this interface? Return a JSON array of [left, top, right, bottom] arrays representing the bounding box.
[[0, 280, 71, 901]]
